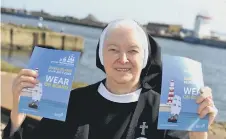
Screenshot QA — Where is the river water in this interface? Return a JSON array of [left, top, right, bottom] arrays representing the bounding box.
[[1, 14, 226, 122]]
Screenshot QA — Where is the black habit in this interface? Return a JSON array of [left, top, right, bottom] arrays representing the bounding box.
[[2, 22, 189, 139]]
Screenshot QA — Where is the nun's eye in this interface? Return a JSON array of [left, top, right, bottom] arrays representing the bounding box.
[[109, 49, 118, 52], [129, 50, 138, 54]]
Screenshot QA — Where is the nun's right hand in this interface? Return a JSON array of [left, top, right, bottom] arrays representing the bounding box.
[[10, 69, 39, 133], [12, 69, 39, 107]]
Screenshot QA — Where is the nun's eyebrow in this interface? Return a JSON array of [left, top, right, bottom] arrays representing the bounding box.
[[129, 45, 140, 49], [106, 44, 118, 47]]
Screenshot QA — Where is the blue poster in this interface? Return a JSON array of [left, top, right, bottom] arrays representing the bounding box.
[[19, 46, 81, 121], [157, 55, 209, 131]]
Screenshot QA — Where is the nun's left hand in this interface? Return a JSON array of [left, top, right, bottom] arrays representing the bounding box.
[[189, 86, 218, 139]]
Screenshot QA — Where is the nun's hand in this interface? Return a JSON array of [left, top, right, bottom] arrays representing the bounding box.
[[189, 86, 218, 139]]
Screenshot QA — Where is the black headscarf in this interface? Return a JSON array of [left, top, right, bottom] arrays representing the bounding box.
[[96, 21, 162, 93]]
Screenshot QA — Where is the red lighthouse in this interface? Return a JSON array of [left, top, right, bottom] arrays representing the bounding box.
[[167, 80, 175, 105]]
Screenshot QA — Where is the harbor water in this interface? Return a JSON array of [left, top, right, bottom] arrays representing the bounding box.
[[1, 14, 226, 122]]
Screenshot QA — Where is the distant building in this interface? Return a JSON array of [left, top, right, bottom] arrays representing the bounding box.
[[30, 10, 50, 17], [16, 9, 28, 14], [80, 14, 99, 23], [193, 14, 211, 38], [1, 7, 32, 17], [146, 23, 182, 36], [63, 16, 79, 21], [168, 25, 182, 36], [210, 31, 226, 41], [180, 29, 194, 37], [146, 23, 169, 35], [1, 7, 16, 13], [80, 14, 107, 27]]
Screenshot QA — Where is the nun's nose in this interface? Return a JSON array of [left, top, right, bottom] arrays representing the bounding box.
[[118, 53, 129, 64]]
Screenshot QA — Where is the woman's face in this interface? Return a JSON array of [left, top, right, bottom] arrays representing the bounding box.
[[103, 26, 144, 84]]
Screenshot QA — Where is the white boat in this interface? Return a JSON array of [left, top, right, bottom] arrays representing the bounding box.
[[168, 95, 182, 123], [22, 68, 43, 109]]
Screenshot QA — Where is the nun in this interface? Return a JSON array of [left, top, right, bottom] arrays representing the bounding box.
[[3, 19, 218, 139]]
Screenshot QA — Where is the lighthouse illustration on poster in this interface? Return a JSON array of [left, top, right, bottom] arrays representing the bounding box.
[[157, 55, 209, 131], [19, 46, 81, 121]]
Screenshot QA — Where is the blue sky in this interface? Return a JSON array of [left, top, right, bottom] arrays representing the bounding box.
[[2, 0, 226, 33]]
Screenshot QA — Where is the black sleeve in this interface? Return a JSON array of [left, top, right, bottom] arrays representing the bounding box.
[[2, 116, 40, 139], [2, 88, 86, 139], [2, 116, 73, 139], [164, 130, 190, 139], [2, 117, 24, 139]]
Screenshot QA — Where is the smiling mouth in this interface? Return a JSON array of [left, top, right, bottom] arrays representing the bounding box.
[[115, 68, 131, 72]]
